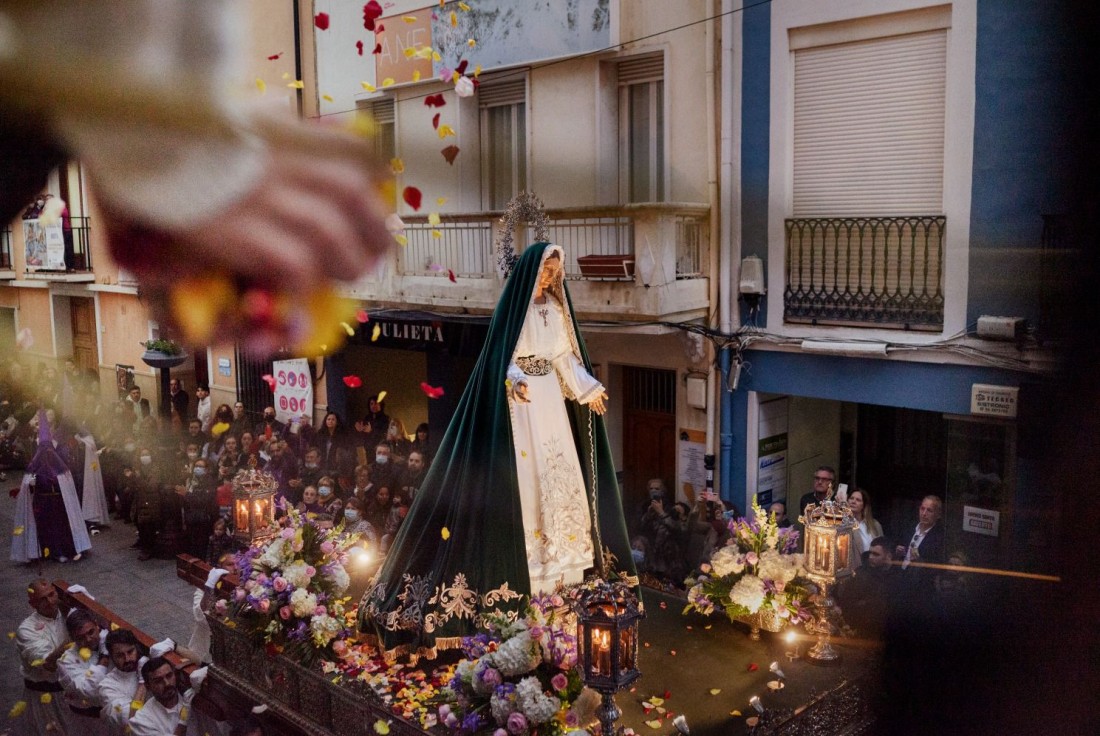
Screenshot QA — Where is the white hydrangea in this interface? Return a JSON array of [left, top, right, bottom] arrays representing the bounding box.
[[500, 617, 529, 639], [730, 574, 766, 612], [757, 550, 803, 584], [309, 613, 343, 647], [710, 545, 746, 578], [489, 631, 540, 677], [455, 658, 476, 686], [283, 561, 312, 589], [290, 588, 318, 617], [325, 564, 350, 594], [490, 685, 518, 723], [256, 538, 288, 569], [515, 675, 561, 724]]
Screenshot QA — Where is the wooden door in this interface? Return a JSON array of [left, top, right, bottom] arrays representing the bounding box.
[[622, 366, 677, 533], [70, 297, 98, 373]]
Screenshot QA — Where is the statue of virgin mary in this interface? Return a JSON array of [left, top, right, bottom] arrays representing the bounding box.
[[359, 242, 635, 658]]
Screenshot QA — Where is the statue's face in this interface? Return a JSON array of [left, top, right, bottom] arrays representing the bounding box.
[[538, 256, 562, 291]]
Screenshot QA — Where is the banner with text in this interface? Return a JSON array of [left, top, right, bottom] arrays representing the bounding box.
[[272, 358, 313, 425]]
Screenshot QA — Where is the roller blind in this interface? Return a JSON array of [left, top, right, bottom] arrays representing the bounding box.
[[617, 54, 663, 85], [366, 97, 394, 124], [478, 77, 526, 108], [792, 29, 947, 217]]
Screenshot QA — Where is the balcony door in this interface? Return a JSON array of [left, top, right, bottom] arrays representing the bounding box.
[[70, 296, 98, 373], [622, 366, 676, 527]]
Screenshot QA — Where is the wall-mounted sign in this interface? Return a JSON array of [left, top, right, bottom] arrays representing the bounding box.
[[756, 398, 789, 507], [970, 384, 1018, 418], [963, 505, 1000, 537], [272, 358, 313, 424], [375, 320, 445, 343], [217, 357, 232, 377]]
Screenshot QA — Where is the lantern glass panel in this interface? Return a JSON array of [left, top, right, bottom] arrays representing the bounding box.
[[234, 499, 249, 532], [837, 533, 850, 568]]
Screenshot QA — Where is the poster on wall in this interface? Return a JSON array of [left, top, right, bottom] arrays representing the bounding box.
[[756, 397, 789, 507], [115, 364, 135, 398], [272, 358, 313, 426], [678, 428, 707, 503], [22, 219, 66, 271]]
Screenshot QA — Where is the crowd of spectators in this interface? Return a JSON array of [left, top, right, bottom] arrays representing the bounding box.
[[0, 357, 433, 566]]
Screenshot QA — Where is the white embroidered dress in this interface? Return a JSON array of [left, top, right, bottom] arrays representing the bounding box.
[[506, 262, 604, 592]]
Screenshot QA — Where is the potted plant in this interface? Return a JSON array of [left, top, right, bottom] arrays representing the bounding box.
[[140, 338, 188, 369]]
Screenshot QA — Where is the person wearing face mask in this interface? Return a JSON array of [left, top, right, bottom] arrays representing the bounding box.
[[254, 407, 285, 441], [130, 447, 163, 561], [370, 441, 399, 494], [341, 497, 378, 545], [315, 475, 343, 521], [181, 459, 217, 558]]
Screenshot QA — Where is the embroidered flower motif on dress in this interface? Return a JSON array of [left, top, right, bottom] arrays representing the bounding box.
[[526, 436, 593, 568]]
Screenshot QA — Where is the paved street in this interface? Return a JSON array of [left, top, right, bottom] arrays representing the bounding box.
[[1, 474, 195, 716]]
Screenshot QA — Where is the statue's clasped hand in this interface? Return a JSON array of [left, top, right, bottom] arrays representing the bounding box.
[[588, 391, 609, 416], [511, 380, 531, 404]]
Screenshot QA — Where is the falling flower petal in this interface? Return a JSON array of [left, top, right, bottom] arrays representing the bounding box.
[[659, 601, 668, 609], [79, 647, 93, 661], [323, 94, 334, 102], [441, 145, 460, 165], [467, 38, 476, 48], [39, 694, 52, 704], [459, 2, 471, 10], [343, 375, 363, 388], [427, 212, 441, 226], [374, 721, 391, 735], [436, 197, 447, 206], [730, 709, 742, 716], [456, 60, 469, 75], [6, 632, 14, 639], [42, 548, 49, 558], [447, 269, 456, 283], [432, 113, 441, 129], [420, 382, 445, 399], [356, 40, 364, 56], [670, 650, 677, 656], [390, 157, 405, 174], [356, 309, 370, 323], [438, 124, 456, 139], [450, 11, 457, 27], [255, 78, 267, 94], [314, 12, 330, 30], [644, 720, 662, 730], [282, 72, 291, 80], [747, 663, 759, 672], [403, 47, 416, 59], [441, 527, 450, 540], [9, 701, 27, 718], [382, 77, 395, 87], [402, 186, 423, 210], [395, 234, 408, 246], [371, 324, 381, 342], [424, 94, 446, 108], [377, 390, 387, 402], [386, 213, 406, 233], [363, 1, 383, 30], [402, 15, 417, 23], [13, 526, 24, 536], [262, 374, 276, 391], [431, 230, 442, 239], [663, 690, 672, 699], [412, 70, 421, 82], [709, 688, 721, 695], [361, 81, 376, 92], [287, 80, 304, 89], [267, 52, 283, 60], [454, 76, 475, 97], [372, 43, 382, 54], [341, 322, 355, 336], [432, 50, 442, 62]]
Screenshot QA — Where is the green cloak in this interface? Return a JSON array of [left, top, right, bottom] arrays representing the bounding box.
[[358, 242, 635, 657]]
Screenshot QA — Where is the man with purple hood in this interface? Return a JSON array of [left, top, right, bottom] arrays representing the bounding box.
[[10, 409, 92, 563]]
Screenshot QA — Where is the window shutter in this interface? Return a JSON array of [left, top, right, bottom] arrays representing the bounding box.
[[793, 30, 946, 217], [617, 54, 663, 86], [367, 97, 394, 124], [478, 78, 526, 108]]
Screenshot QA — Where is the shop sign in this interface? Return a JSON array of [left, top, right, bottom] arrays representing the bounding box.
[[970, 384, 1018, 418], [376, 320, 445, 344], [962, 505, 1000, 537]]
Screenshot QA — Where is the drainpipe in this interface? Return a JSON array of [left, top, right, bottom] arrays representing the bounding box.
[[292, 0, 304, 117], [704, 0, 720, 482], [718, 0, 740, 501]]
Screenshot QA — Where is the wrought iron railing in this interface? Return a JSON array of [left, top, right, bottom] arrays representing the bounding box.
[[0, 226, 12, 269], [69, 216, 93, 271], [785, 215, 945, 330], [397, 204, 709, 281]]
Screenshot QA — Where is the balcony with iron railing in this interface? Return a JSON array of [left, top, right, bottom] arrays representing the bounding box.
[[22, 215, 95, 281], [349, 203, 711, 321], [784, 215, 945, 330]]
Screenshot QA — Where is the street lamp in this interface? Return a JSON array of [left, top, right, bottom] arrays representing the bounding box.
[[800, 489, 857, 663], [231, 469, 277, 546], [575, 580, 644, 736]]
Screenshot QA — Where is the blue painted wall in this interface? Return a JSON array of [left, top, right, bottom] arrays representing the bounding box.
[[967, 0, 1077, 324], [739, 1, 771, 326]]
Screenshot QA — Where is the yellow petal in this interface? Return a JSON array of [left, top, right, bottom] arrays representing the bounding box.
[[282, 72, 291, 80], [451, 71, 460, 84], [432, 51, 442, 63], [6, 632, 14, 639], [645, 720, 662, 729], [459, 2, 471, 10], [255, 78, 267, 93], [43, 548, 49, 558], [371, 324, 381, 342], [39, 693, 52, 704], [427, 212, 441, 226], [441, 527, 451, 540], [110, 623, 119, 631], [377, 390, 387, 402], [79, 647, 93, 661], [395, 234, 408, 246], [31, 659, 45, 667], [9, 700, 27, 718], [437, 124, 456, 139], [431, 230, 442, 239], [382, 77, 395, 88], [450, 11, 457, 27], [287, 80, 304, 89], [521, 451, 527, 457], [436, 197, 447, 206], [412, 70, 421, 82], [403, 47, 416, 59], [374, 720, 391, 735], [709, 688, 721, 695], [361, 81, 377, 92], [341, 322, 355, 337], [474, 64, 482, 77], [402, 15, 417, 23], [390, 158, 405, 174], [648, 697, 665, 706], [414, 47, 434, 60], [322, 94, 334, 102], [13, 526, 23, 536], [467, 39, 476, 48], [730, 709, 742, 716]]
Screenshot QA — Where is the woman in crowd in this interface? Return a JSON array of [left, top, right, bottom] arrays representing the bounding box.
[[366, 484, 392, 533], [296, 485, 323, 517], [409, 422, 432, 465], [181, 457, 218, 558], [316, 411, 352, 478], [342, 497, 378, 546], [316, 475, 342, 520], [383, 418, 412, 464], [848, 487, 885, 564]]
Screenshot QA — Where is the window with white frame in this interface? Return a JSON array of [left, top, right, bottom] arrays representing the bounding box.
[[618, 54, 665, 203], [479, 76, 527, 210]]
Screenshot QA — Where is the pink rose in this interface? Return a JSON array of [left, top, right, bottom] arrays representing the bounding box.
[[550, 594, 564, 607], [551, 672, 569, 691], [320, 541, 335, 555], [305, 566, 316, 578], [746, 551, 759, 566], [272, 576, 288, 592], [258, 599, 271, 613], [314, 605, 327, 616], [279, 605, 292, 620], [280, 527, 295, 540], [506, 712, 528, 734]]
